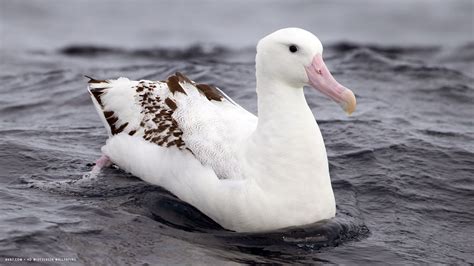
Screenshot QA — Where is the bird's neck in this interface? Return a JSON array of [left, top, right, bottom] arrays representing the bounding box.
[[255, 76, 317, 139], [245, 75, 331, 191], [256, 77, 308, 124]]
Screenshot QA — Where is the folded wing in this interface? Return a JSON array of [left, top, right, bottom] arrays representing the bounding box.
[[87, 72, 257, 179]]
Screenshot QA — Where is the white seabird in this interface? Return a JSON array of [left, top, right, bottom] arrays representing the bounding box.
[[87, 28, 356, 232]]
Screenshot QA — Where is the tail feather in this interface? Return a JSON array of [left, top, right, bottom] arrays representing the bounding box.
[[84, 75, 109, 84], [87, 77, 142, 137]]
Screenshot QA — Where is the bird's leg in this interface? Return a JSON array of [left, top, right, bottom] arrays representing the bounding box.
[[92, 154, 112, 173], [80, 154, 112, 181]]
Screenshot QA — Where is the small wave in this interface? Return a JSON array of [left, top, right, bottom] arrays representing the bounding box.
[[59, 44, 231, 60], [17, 170, 160, 199], [414, 84, 474, 103], [419, 129, 469, 138], [392, 64, 470, 80], [329, 42, 439, 55]]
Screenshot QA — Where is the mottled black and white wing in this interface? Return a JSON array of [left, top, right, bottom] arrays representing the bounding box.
[[87, 73, 257, 179]]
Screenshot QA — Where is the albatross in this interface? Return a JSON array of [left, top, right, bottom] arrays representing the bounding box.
[[87, 28, 356, 232]]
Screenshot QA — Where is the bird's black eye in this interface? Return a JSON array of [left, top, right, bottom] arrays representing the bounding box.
[[289, 45, 298, 53]]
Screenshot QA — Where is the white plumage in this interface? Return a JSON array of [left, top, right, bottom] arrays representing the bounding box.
[[87, 28, 356, 232]]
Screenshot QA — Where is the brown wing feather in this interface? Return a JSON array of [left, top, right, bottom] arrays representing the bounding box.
[[88, 72, 227, 151]]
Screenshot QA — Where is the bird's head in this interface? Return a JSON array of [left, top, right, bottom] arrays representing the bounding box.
[[256, 28, 356, 115]]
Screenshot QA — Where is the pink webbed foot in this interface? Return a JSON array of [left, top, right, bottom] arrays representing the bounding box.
[[91, 154, 112, 173], [79, 155, 113, 182]]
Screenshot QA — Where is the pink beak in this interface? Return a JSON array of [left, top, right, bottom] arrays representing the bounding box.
[[305, 54, 356, 115]]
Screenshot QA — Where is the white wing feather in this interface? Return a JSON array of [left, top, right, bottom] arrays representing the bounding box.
[[173, 84, 257, 179]]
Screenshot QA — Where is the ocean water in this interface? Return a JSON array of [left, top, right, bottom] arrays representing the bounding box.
[[1, 0, 473, 264]]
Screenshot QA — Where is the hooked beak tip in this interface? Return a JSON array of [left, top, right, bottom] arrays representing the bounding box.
[[341, 89, 357, 116]]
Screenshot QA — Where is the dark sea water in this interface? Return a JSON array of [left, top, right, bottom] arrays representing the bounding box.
[[1, 0, 473, 264]]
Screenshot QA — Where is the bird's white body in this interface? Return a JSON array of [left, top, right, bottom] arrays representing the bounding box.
[[88, 28, 356, 232]]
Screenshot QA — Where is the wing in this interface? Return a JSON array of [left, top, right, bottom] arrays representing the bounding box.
[[87, 72, 257, 179]]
